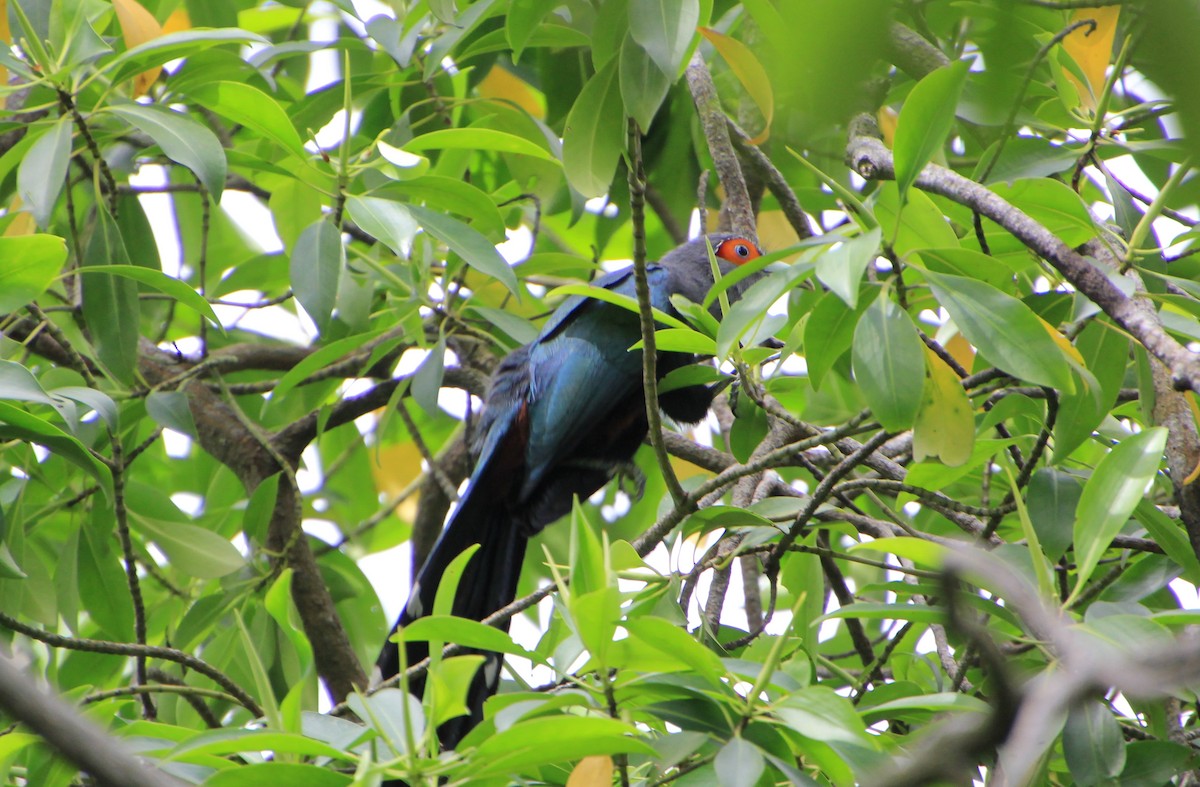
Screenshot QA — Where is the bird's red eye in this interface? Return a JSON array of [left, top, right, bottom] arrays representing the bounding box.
[[716, 237, 761, 265]]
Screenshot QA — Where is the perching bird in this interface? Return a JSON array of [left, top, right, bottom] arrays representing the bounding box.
[[375, 233, 764, 748]]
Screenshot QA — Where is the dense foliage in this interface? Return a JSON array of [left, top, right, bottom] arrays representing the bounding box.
[[0, 0, 1199, 784]]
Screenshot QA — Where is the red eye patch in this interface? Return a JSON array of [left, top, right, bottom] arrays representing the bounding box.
[[715, 237, 762, 265]]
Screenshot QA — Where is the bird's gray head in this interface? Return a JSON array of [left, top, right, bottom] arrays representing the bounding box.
[[659, 233, 765, 307]]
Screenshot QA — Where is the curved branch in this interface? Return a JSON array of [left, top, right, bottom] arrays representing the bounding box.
[[846, 114, 1200, 393], [685, 53, 756, 238]]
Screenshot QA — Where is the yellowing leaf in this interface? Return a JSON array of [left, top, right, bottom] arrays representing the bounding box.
[[756, 209, 801, 251], [878, 106, 898, 149], [912, 346, 974, 467], [162, 8, 191, 35], [478, 64, 546, 119], [944, 332, 975, 374], [4, 196, 34, 237], [114, 0, 164, 96], [1062, 6, 1120, 109], [567, 755, 614, 787], [0, 0, 9, 91], [698, 27, 774, 144], [371, 441, 424, 497], [1038, 316, 1086, 366]]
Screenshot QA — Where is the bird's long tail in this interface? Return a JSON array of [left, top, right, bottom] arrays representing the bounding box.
[[375, 478, 529, 748]]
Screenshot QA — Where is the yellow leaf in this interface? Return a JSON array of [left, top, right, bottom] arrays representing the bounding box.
[[567, 755, 614, 787], [371, 441, 424, 497], [944, 333, 975, 374], [756, 209, 801, 252], [1038, 316, 1086, 366], [477, 65, 546, 120], [162, 8, 191, 35], [1062, 6, 1120, 109], [698, 28, 774, 144], [4, 196, 34, 237], [912, 346, 974, 467], [877, 106, 898, 149], [113, 0, 165, 96]]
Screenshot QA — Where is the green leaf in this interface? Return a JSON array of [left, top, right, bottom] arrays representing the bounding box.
[[623, 617, 725, 687], [851, 294, 924, 431], [548, 284, 690, 330], [17, 116, 72, 229], [398, 614, 530, 657], [202, 763, 351, 787], [912, 347, 974, 466], [805, 292, 865, 390], [563, 60, 624, 198], [0, 235, 67, 312], [188, 81, 305, 158], [815, 227, 881, 309], [73, 264, 219, 326], [716, 262, 813, 359], [406, 205, 519, 295], [986, 178, 1098, 248], [404, 128, 559, 163], [1064, 700, 1126, 785], [80, 204, 140, 386], [1026, 469, 1082, 562], [620, 34, 672, 130], [345, 196, 417, 258], [1072, 428, 1168, 594], [0, 401, 111, 492], [145, 391, 198, 439], [893, 59, 969, 200], [270, 328, 391, 407], [289, 218, 344, 334], [468, 716, 656, 778], [715, 737, 765, 787], [347, 688, 425, 758], [106, 28, 269, 86], [925, 270, 1075, 391], [1053, 320, 1128, 462], [107, 104, 227, 201], [506, 0, 560, 62], [125, 481, 245, 578], [411, 338, 445, 416], [629, 0, 699, 76]]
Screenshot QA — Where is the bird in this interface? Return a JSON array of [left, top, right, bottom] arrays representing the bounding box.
[[375, 233, 764, 749]]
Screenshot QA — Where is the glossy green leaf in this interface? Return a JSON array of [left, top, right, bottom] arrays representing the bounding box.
[[0, 234, 68, 312], [345, 195, 417, 258], [893, 59, 969, 199], [1053, 320, 1128, 462], [1064, 700, 1126, 785], [73, 264, 219, 325], [563, 60, 623, 198], [986, 178, 1098, 247], [0, 402, 111, 494], [80, 204, 139, 386], [203, 763, 351, 787], [620, 34, 672, 130], [106, 28, 269, 85], [406, 205, 519, 294], [506, 0, 561, 62], [289, 218, 344, 334], [715, 737, 765, 787], [1072, 428, 1168, 593], [815, 227, 881, 309], [925, 270, 1075, 391], [107, 104, 227, 201], [404, 128, 558, 163], [629, 0, 699, 76], [188, 81, 305, 158], [468, 716, 656, 778], [125, 481, 244, 578], [716, 262, 813, 359], [145, 391, 198, 438], [17, 116, 72, 229], [851, 294, 924, 431], [1026, 469, 1082, 562]]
